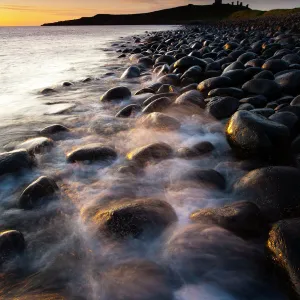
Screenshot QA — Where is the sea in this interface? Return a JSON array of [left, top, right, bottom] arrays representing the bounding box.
[[0, 25, 287, 299]]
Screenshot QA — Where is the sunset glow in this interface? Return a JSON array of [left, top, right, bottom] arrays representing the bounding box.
[[1, 0, 300, 26]]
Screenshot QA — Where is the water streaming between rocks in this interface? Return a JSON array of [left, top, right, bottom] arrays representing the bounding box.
[[2, 21, 300, 299]]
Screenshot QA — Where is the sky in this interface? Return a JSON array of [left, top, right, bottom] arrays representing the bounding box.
[[1, 0, 300, 26]]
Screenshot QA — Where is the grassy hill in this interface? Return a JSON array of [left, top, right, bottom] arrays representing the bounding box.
[[42, 4, 249, 26], [228, 7, 300, 20]]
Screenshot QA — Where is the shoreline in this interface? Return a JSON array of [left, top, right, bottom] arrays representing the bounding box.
[[0, 19, 300, 298]]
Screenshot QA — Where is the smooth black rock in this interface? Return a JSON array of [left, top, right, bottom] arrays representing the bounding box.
[[242, 79, 282, 100], [0, 150, 35, 177], [275, 70, 300, 96], [282, 53, 300, 65], [100, 86, 131, 102], [253, 70, 275, 80], [41, 88, 57, 95], [164, 223, 261, 284], [138, 57, 153, 67], [198, 76, 232, 94], [245, 59, 265, 68], [173, 56, 207, 72], [157, 74, 180, 86], [175, 90, 205, 108], [208, 87, 244, 99], [206, 96, 239, 120], [115, 104, 141, 118], [40, 124, 69, 135], [221, 69, 247, 85], [269, 112, 298, 131], [143, 93, 177, 107], [234, 167, 300, 222], [63, 82, 73, 87], [142, 97, 172, 114], [127, 142, 172, 166], [239, 95, 268, 108], [0, 230, 26, 262], [251, 108, 275, 118], [18, 176, 59, 209], [155, 55, 176, 65], [157, 84, 176, 94], [226, 110, 289, 158], [138, 112, 180, 130], [120, 66, 140, 79], [190, 201, 262, 238], [67, 143, 117, 163], [262, 59, 289, 74], [267, 219, 300, 300], [223, 61, 244, 73], [170, 168, 226, 190], [237, 52, 257, 64], [291, 95, 300, 106], [81, 198, 177, 239], [238, 103, 255, 111]]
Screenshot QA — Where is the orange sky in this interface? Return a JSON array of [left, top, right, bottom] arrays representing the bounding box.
[[1, 0, 299, 26]]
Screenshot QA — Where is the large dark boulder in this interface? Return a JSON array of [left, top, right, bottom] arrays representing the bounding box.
[[267, 219, 300, 299], [234, 167, 300, 222], [0, 150, 35, 177], [0, 230, 26, 263], [99, 260, 174, 300], [66, 143, 117, 163], [81, 198, 177, 240], [226, 110, 290, 158], [190, 201, 262, 238], [275, 70, 300, 96], [127, 142, 173, 166], [242, 79, 282, 100], [18, 176, 59, 209], [100, 86, 131, 102], [206, 96, 239, 120]]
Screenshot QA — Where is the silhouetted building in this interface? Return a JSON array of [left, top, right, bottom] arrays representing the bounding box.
[[213, 0, 249, 8], [214, 0, 222, 5]]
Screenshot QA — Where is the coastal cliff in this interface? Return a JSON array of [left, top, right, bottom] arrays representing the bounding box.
[[42, 4, 250, 26]]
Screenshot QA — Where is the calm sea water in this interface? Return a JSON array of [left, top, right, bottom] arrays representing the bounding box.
[[0, 25, 176, 122]]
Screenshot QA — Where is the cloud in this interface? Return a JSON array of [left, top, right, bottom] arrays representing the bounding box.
[[0, 4, 96, 15]]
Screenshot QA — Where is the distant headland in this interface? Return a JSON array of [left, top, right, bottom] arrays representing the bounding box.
[[42, 2, 251, 26]]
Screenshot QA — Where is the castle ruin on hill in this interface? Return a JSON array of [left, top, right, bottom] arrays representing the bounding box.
[[213, 0, 249, 8]]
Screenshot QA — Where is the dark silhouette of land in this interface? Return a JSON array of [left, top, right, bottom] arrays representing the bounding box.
[[42, 4, 250, 26]]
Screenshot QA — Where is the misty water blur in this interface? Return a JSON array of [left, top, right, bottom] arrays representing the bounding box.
[[0, 26, 287, 299]]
